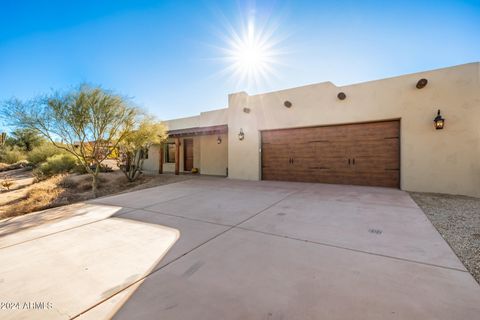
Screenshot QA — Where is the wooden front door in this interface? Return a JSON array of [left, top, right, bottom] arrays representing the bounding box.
[[184, 139, 194, 171], [261, 120, 400, 188]]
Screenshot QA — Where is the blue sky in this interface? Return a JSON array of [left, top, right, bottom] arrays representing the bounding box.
[[0, 0, 479, 120]]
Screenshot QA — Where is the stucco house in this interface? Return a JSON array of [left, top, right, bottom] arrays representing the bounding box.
[[142, 62, 480, 198]]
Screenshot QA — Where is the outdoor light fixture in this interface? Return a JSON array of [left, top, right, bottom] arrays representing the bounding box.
[[217, 136, 222, 144], [416, 78, 428, 89], [243, 107, 251, 113], [238, 128, 245, 141], [434, 109, 445, 130], [284, 100, 292, 108], [337, 92, 346, 100]]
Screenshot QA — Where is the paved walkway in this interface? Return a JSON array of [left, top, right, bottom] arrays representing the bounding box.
[[0, 178, 479, 319]]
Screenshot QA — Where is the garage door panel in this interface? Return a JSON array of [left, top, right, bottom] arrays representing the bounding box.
[[347, 171, 400, 188], [353, 156, 400, 171], [261, 121, 400, 188], [348, 121, 399, 140], [351, 139, 399, 156], [306, 157, 350, 171], [314, 141, 351, 158], [262, 170, 292, 181], [261, 143, 291, 179], [351, 139, 400, 170]]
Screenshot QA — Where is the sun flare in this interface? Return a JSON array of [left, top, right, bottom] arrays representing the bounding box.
[[215, 12, 286, 88], [230, 22, 270, 73]]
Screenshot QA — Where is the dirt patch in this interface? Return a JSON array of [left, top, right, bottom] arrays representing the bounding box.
[[0, 168, 36, 208], [0, 161, 29, 172], [0, 167, 35, 192], [410, 192, 480, 284], [0, 175, 70, 218], [0, 170, 192, 219]]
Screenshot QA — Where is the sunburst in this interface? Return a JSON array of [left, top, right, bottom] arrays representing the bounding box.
[[213, 10, 287, 88]]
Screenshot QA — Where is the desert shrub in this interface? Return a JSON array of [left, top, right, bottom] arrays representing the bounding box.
[[0, 147, 26, 164], [72, 164, 88, 174], [27, 143, 64, 165], [90, 163, 114, 172], [77, 179, 94, 192], [1, 176, 14, 191], [60, 173, 108, 193], [33, 153, 79, 179]]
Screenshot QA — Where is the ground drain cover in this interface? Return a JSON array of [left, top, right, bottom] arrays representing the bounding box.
[[368, 228, 383, 235]]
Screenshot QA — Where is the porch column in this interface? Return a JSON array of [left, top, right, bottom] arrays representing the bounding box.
[[158, 142, 164, 174], [174, 138, 180, 175]]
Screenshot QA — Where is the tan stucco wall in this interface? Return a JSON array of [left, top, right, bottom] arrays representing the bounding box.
[[199, 133, 228, 176], [227, 62, 480, 197], [142, 145, 161, 173], [164, 108, 228, 131]]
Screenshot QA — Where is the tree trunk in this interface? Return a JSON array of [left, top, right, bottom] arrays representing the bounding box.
[[91, 163, 101, 198], [92, 174, 99, 198]]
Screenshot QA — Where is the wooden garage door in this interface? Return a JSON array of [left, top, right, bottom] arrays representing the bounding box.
[[261, 121, 400, 188]]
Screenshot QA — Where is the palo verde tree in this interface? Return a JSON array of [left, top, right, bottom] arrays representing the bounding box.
[[118, 118, 167, 182], [1, 85, 139, 197]]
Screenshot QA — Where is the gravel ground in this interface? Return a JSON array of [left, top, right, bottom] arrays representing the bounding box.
[[410, 192, 480, 284]]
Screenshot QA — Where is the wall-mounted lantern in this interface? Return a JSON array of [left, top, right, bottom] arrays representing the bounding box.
[[238, 128, 245, 141], [434, 109, 445, 130], [243, 107, 251, 113], [416, 78, 428, 89], [284, 100, 292, 108], [337, 92, 346, 100], [217, 136, 222, 144]]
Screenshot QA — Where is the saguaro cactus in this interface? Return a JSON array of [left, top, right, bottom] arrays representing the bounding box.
[[0, 132, 6, 146]]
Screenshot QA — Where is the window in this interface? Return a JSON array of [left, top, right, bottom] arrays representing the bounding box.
[[165, 143, 176, 163]]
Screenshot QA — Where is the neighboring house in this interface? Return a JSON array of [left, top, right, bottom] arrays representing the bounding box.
[[73, 141, 118, 161], [142, 62, 480, 198]]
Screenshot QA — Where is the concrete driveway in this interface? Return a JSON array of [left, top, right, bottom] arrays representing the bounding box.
[[1, 178, 479, 319]]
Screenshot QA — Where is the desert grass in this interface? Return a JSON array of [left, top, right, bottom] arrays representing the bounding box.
[[0, 171, 192, 219], [0, 175, 68, 218]]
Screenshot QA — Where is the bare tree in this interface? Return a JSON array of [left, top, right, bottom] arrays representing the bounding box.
[[118, 119, 167, 182], [1, 85, 139, 197]]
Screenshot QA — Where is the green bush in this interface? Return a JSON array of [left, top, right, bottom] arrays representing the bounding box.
[[0, 147, 26, 164], [27, 143, 64, 165], [72, 164, 88, 174], [33, 153, 79, 178]]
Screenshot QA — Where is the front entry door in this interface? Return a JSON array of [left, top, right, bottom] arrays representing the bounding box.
[[184, 139, 194, 172]]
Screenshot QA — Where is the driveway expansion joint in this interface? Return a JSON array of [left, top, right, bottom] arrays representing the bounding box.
[[234, 226, 468, 273], [91, 188, 205, 210]]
